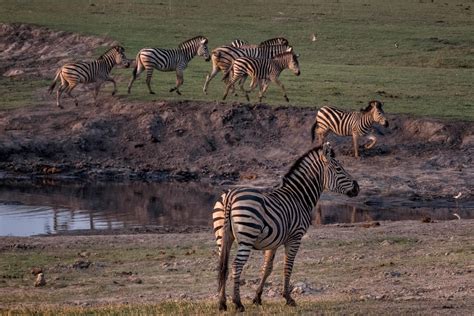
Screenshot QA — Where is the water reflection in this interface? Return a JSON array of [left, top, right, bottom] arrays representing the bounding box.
[[0, 180, 472, 236]]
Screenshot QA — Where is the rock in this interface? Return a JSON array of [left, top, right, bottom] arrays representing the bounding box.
[[381, 240, 394, 246], [34, 273, 46, 287], [72, 260, 91, 269]]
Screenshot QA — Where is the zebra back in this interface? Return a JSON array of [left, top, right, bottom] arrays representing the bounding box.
[[259, 37, 289, 46], [230, 39, 249, 47]]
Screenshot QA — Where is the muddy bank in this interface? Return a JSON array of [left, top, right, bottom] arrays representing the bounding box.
[[0, 99, 473, 209]]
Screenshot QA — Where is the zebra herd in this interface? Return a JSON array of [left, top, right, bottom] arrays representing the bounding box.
[[48, 36, 390, 312]]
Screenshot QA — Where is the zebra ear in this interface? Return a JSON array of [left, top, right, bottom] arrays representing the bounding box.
[[286, 46, 293, 53], [201, 38, 208, 45]]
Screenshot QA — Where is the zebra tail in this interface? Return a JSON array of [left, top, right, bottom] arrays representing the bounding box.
[[48, 70, 60, 94], [217, 192, 232, 293], [311, 120, 318, 142]]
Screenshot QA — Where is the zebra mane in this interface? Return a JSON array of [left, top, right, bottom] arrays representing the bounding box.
[[98, 45, 123, 60], [178, 36, 207, 48], [281, 145, 334, 185], [272, 51, 295, 59]]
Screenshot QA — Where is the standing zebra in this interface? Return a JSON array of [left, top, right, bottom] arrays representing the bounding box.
[[202, 44, 292, 94], [230, 39, 249, 47], [127, 36, 210, 95], [222, 50, 300, 102], [213, 142, 359, 312], [48, 45, 129, 109], [311, 100, 389, 157], [259, 37, 289, 46]]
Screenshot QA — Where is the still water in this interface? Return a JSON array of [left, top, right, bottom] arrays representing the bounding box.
[[0, 180, 471, 236]]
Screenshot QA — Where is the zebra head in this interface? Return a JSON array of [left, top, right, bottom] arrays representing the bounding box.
[[320, 142, 359, 197], [197, 37, 211, 61], [367, 100, 389, 127], [287, 47, 301, 76], [101, 45, 129, 68]]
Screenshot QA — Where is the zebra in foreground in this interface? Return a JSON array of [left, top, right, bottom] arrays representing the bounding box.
[[48, 45, 128, 109], [222, 49, 300, 102], [127, 36, 210, 95], [202, 44, 292, 94], [311, 100, 389, 157], [213, 142, 359, 312]]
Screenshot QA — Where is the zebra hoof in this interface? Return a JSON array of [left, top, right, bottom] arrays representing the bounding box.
[[235, 304, 245, 312], [176, 90, 182, 96], [218, 302, 227, 311], [286, 298, 297, 307], [112, 91, 116, 96], [252, 296, 262, 305], [149, 91, 155, 95]]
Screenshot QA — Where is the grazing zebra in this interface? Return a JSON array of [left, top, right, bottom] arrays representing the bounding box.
[[222, 50, 300, 102], [202, 44, 292, 94], [259, 37, 289, 46], [213, 142, 359, 312], [311, 100, 389, 157], [48, 45, 128, 109], [127, 36, 210, 95], [231, 39, 249, 47]]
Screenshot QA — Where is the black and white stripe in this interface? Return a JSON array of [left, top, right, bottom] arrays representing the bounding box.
[[311, 100, 389, 157], [222, 50, 300, 102], [203, 44, 292, 94], [48, 46, 128, 108], [259, 37, 289, 46], [230, 39, 249, 47], [214, 143, 359, 312], [127, 36, 210, 95]]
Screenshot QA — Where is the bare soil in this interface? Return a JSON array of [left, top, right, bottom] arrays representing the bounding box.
[[0, 23, 473, 314]]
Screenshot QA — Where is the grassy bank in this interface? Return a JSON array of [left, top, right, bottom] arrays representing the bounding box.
[[0, 0, 473, 120]]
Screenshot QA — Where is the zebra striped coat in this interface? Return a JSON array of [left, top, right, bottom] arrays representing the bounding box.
[[127, 36, 210, 95], [222, 50, 300, 102], [202, 44, 292, 94], [48, 45, 128, 108], [311, 100, 389, 157], [231, 37, 289, 48], [213, 143, 359, 312]]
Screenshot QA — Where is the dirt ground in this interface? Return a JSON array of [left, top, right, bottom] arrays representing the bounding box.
[[0, 23, 473, 314]]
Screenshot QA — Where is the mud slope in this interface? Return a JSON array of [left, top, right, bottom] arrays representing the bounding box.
[[0, 98, 473, 205]]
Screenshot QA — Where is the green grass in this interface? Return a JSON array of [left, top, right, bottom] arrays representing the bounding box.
[[0, 0, 473, 120]]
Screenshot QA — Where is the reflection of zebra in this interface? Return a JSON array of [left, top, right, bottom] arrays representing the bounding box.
[[203, 44, 292, 94], [48, 46, 128, 108], [127, 36, 210, 95], [311, 100, 389, 157], [222, 50, 301, 102], [213, 143, 359, 312]]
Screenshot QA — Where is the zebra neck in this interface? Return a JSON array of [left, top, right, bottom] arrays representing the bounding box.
[[277, 156, 324, 212], [99, 54, 116, 71], [357, 112, 375, 133], [180, 47, 197, 62], [272, 58, 288, 74]]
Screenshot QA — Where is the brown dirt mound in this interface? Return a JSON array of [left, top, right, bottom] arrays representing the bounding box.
[[0, 23, 117, 78]]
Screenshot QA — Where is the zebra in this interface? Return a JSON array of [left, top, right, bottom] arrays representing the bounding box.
[[259, 37, 289, 46], [48, 45, 129, 109], [202, 44, 292, 94], [231, 39, 249, 47], [231, 37, 289, 48], [127, 36, 210, 95], [311, 100, 389, 158], [222, 49, 300, 102], [213, 142, 359, 312]]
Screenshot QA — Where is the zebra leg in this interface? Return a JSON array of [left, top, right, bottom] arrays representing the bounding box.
[[365, 134, 377, 149], [252, 249, 276, 305], [65, 84, 79, 107], [170, 70, 183, 95], [283, 239, 302, 306], [352, 133, 360, 158], [56, 84, 67, 109], [231, 243, 253, 312], [106, 77, 117, 96], [258, 81, 270, 103], [203, 63, 220, 94], [274, 78, 289, 102], [145, 68, 155, 94]]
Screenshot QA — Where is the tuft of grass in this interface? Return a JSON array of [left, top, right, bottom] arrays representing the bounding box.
[[0, 0, 473, 120]]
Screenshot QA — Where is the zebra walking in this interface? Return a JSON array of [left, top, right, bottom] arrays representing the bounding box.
[[231, 37, 289, 48], [222, 50, 300, 102], [311, 100, 389, 157], [48, 45, 129, 109], [213, 142, 359, 312], [202, 44, 292, 94], [127, 36, 210, 95]]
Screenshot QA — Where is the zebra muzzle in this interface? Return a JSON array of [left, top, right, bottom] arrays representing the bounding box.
[[347, 181, 359, 197]]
